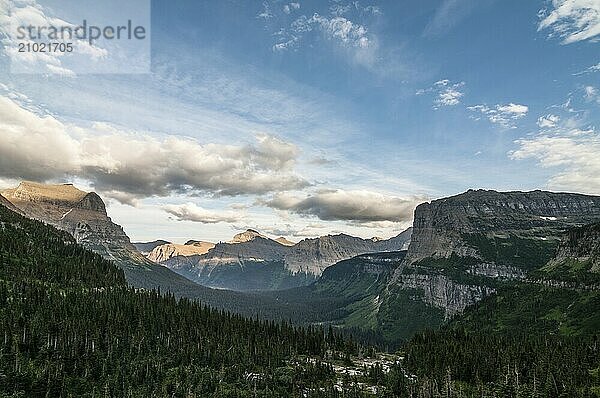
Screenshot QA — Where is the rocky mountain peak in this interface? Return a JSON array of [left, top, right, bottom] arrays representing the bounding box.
[[406, 189, 600, 263], [230, 229, 268, 243], [275, 237, 295, 246], [133, 240, 171, 255], [148, 242, 216, 263], [2, 181, 136, 259], [2, 181, 89, 222], [75, 192, 107, 214]]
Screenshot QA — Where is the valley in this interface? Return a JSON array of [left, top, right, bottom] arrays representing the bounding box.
[[1, 182, 600, 396]]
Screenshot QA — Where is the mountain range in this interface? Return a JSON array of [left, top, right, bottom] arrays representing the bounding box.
[[0, 182, 233, 297], [247, 189, 600, 344], [2, 181, 599, 346], [137, 226, 412, 291]]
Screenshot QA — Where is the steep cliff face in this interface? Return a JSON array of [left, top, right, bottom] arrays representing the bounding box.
[[284, 235, 365, 275], [3, 182, 134, 255], [389, 189, 600, 319], [148, 241, 215, 263], [405, 189, 600, 264], [1, 182, 210, 293], [542, 221, 600, 277]]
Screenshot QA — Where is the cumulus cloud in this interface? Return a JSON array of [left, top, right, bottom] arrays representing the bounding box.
[[511, 123, 600, 194], [0, 96, 308, 204], [538, 0, 600, 44], [0, 96, 80, 180], [162, 202, 244, 224], [537, 114, 561, 128], [468, 103, 529, 128], [264, 189, 425, 223], [416, 79, 465, 108]]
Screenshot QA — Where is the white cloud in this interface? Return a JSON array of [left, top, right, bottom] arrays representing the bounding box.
[[574, 61, 600, 75], [363, 6, 382, 16], [468, 102, 529, 128], [257, 1, 274, 19], [267, 2, 409, 79], [0, 0, 109, 75], [162, 202, 244, 224], [511, 126, 600, 194], [282, 13, 371, 49], [584, 85, 600, 103], [424, 0, 484, 36], [265, 189, 426, 223], [538, 0, 600, 44], [0, 96, 80, 180], [416, 79, 465, 108], [537, 114, 561, 128], [0, 96, 309, 203], [283, 2, 300, 14]]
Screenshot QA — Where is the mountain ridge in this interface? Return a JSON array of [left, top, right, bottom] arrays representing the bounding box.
[[0, 182, 220, 293], [150, 228, 413, 291]]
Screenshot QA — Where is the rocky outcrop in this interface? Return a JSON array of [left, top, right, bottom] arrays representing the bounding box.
[[466, 263, 526, 279], [1, 182, 208, 293], [148, 241, 215, 263], [404, 189, 600, 265], [389, 189, 600, 318], [133, 240, 171, 255], [0, 194, 22, 215], [229, 229, 268, 243], [2, 182, 133, 253], [545, 221, 600, 273], [275, 237, 295, 246], [395, 273, 494, 317]]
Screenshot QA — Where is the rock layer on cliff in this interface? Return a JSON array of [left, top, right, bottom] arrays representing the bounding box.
[[389, 189, 600, 318]]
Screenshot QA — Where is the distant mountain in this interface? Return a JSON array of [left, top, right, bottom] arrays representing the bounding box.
[[0, 182, 220, 294], [0, 193, 22, 214], [275, 237, 295, 246], [151, 228, 412, 291], [260, 190, 600, 344], [284, 233, 400, 275], [133, 240, 171, 255], [372, 228, 412, 251], [148, 241, 215, 263], [229, 229, 267, 243], [378, 189, 600, 340]]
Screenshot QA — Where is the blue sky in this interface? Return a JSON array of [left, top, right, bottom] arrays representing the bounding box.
[[0, 0, 599, 243]]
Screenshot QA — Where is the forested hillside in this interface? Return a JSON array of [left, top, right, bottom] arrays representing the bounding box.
[[0, 204, 361, 397]]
